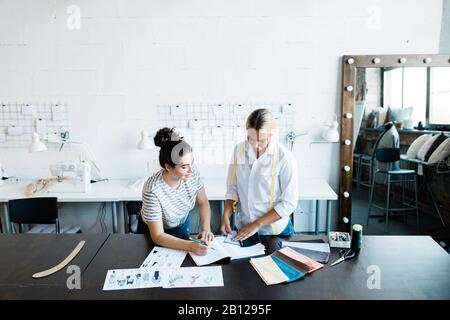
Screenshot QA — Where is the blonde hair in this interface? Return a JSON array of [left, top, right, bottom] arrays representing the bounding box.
[[246, 108, 277, 135]]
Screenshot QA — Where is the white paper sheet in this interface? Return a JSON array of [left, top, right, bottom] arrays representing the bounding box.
[[218, 236, 266, 260], [140, 246, 187, 269], [189, 238, 232, 266], [189, 237, 265, 266], [163, 266, 224, 288], [102, 267, 166, 291]]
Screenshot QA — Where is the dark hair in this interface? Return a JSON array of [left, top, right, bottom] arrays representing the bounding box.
[[154, 127, 192, 168]]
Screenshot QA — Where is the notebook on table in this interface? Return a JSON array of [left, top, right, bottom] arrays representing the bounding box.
[[189, 236, 266, 266]]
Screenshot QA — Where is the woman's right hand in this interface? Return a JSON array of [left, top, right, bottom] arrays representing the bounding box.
[[189, 241, 208, 256], [220, 217, 232, 235]]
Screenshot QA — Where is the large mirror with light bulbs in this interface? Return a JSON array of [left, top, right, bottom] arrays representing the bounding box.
[[339, 55, 450, 242]]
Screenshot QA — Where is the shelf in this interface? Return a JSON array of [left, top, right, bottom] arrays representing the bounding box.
[[310, 140, 339, 144], [364, 127, 450, 135]]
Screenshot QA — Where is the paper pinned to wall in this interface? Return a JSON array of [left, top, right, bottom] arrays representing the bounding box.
[[188, 119, 203, 129], [281, 103, 295, 114], [170, 105, 186, 116], [212, 104, 229, 115], [6, 126, 23, 136], [22, 104, 37, 116], [233, 104, 249, 116], [35, 118, 47, 135], [52, 104, 65, 120]]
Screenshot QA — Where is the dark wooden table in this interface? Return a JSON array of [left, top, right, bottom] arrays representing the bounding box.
[[0, 234, 109, 299], [67, 234, 450, 300]]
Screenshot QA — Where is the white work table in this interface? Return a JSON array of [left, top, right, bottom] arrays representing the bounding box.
[[0, 179, 128, 234], [124, 178, 337, 201], [1, 177, 337, 235]]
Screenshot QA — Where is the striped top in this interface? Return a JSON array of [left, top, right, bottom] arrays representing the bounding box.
[[141, 169, 204, 229]]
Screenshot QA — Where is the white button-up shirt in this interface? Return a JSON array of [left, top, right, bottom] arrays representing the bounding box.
[[225, 139, 299, 235]]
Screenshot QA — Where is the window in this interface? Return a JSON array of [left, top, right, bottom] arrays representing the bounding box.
[[429, 67, 450, 126], [382, 67, 450, 128], [383, 67, 403, 108], [402, 68, 427, 125]]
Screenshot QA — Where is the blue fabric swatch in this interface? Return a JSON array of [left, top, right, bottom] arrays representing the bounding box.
[[271, 256, 305, 283]]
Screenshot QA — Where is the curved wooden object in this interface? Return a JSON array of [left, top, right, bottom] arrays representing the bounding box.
[[32, 240, 85, 279]]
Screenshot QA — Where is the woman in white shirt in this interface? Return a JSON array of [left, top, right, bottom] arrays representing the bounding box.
[[141, 127, 214, 256], [220, 109, 299, 240]]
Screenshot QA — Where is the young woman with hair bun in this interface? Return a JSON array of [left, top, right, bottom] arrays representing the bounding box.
[[140, 127, 213, 256]]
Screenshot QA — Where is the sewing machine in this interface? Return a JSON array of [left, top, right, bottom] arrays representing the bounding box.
[[48, 161, 91, 193]]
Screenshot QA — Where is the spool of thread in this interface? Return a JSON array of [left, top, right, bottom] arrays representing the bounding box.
[[351, 224, 363, 251]]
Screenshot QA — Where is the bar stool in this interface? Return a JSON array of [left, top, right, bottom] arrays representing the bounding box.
[[366, 148, 419, 232], [358, 154, 373, 191], [353, 153, 361, 185]]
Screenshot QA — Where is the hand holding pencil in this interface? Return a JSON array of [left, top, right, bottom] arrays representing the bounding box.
[[188, 236, 208, 256]]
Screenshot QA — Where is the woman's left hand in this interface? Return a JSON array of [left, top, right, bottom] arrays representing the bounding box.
[[196, 230, 214, 245], [233, 222, 260, 241]]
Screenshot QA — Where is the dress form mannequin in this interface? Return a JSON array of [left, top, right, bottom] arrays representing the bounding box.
[[372, 121, 400, 180], [383, 121, 394, 131]]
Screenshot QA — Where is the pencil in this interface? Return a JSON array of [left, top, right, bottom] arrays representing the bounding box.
[[189, 237, 206, 246], [189, 237, 215, 250]]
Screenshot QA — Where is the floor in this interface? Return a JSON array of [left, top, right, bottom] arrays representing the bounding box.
[[351, 182, 450, 252]]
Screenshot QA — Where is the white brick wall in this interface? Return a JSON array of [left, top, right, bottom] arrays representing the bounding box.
[[0, 0, 443, 233]]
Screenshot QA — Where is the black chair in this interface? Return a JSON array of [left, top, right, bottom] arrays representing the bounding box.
[[125, 201, 147, 234], [8, 197, 81, 233], [366, 148, 419, 232]]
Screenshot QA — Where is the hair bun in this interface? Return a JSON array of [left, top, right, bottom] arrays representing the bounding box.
[[154, 127, 173, 147]]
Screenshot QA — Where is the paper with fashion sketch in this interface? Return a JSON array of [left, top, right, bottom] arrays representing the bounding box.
[[162, 266, 224, 288], [189, 236, 265, 266], [102, 267, 166, 291], [140, 246, 187, 269]]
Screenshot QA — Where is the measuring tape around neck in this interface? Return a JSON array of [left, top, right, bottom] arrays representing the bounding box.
[[229, 140, 279, 234]]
